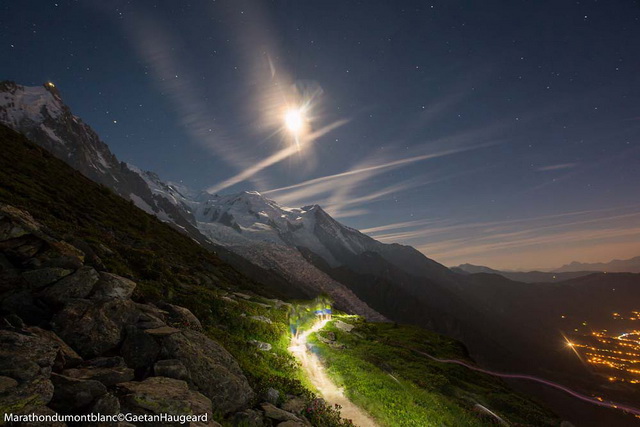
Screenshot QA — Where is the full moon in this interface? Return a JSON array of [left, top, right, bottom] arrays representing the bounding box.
[[284, 108, 304, 134]]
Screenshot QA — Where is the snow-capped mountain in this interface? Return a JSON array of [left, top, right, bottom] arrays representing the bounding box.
[[0, 81, 386, 320], [0, 82, 470, 324], [0, 81, 198, 235]]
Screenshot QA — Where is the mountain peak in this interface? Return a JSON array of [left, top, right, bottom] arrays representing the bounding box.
[[0, 81, 66, 126]]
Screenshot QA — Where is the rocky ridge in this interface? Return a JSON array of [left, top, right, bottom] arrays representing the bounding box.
[[0, 204, 329, 426]]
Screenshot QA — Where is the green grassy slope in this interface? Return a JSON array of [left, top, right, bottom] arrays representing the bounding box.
[[309, 316, 560, 426]]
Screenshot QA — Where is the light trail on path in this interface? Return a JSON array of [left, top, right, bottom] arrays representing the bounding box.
[[288, 318, 380, 427], [407, 347, 640, 417]]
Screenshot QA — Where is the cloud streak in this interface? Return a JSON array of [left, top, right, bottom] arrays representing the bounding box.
[[536, 163, 577, 172], [364, 204, 640, 269]]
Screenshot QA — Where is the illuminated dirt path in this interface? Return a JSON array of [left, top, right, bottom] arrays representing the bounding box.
[[289, 319, 380, 427]]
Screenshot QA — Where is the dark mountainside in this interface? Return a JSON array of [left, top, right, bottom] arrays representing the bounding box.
[[452, 263, 599, 283], [553, 256, 640, 274]]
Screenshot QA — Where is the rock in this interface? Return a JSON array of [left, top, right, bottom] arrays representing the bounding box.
[[116, 377, 212, 424], [83, 356, 127, 369], [260, 403, 301, 422], [0, 253, 21, 293], [277, 421, 308, 427], [249, 315, 272, 324], [0, 329, 59, 376], [333, 320, 354, 332], [69, 238, 105, 271], [134, 303, 168, 330], [153, 359, 191, 382], [89, 392, 121, 415], [52, 298, 140, 359], [264, 387, 280, 405], [157, 303, 203, 331], [233, 409, 265, 426], [144, 325, 181, 337], [0, 290, 51, 325], [159, 329, 254, 414], [120, 326, 161, 370], [21, 267, 72, 289], [10, 404, 66, 427], [0, 375, 18, 392], [281, 396, 306, 414], [248, 340, 272, 351], [221, 296, 238, 304], [268, 299, 292, 309], [1, 235, 45, 262], [38, 241, 85, 270], [135, 314, 167, 330], [0, 357, 40, 383], [0, 205, 42, 241], [26, 327, 83, 371], [90, 272, 137, 300], [61, 364, 134, 387], [253, 302, 272, 309], [233, 292, 252, 300], [39, 266, 99, 305], [3, 313, 25, 329], [326, 331, 337, 341], [0, 375, 54, 416], [49, 373, 106, 413]]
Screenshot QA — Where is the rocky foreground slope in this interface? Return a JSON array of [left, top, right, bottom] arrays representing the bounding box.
[[0, 203, 320, 425], [0, 125, 355, 426]]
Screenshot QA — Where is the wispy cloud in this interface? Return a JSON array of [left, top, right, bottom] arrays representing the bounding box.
[[206, 118, 350, 194], [536, 163, 577, 172], [364, 204, 640, 269]]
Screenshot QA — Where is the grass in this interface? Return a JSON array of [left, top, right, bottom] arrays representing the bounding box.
[[308, 316, 560, 426]]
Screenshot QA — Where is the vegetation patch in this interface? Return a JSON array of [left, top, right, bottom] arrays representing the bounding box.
[[308, 316, 559, 426]]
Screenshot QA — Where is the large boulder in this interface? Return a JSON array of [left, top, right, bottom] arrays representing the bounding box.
[[0, 290, 52, 326], [34, 240, 85, 270], [52, 298, 140, 359], [61, 363, 134, 387], [134, 303, 168, 330], [158, 329, 254, 414], [0, 329, 57, 414], [153, 359, 191, 382], [89, 392, 121, 415], [260, 403, 302, 422], [0, 205, 42, 241], [0, 254, 22, 293], [26, 327, 83, 371], [39, 266, 99, 305], [116, 377, 213, 426], [157, 303, 203, 331], [21, 267, 73, 290], [90, 272, 136, 300], [232, 409, 265, 426], [49, 372, 107, 413], [120, 326, 161, 370]]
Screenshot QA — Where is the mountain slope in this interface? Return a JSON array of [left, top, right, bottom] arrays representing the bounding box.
[[452, 263, 599, 283], [0, 82, 383, 320], [0, 81, 199, 236], [553, 256, 640, 273]]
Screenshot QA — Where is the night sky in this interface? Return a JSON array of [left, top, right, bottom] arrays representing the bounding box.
[[2, 1, 640, 269]]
